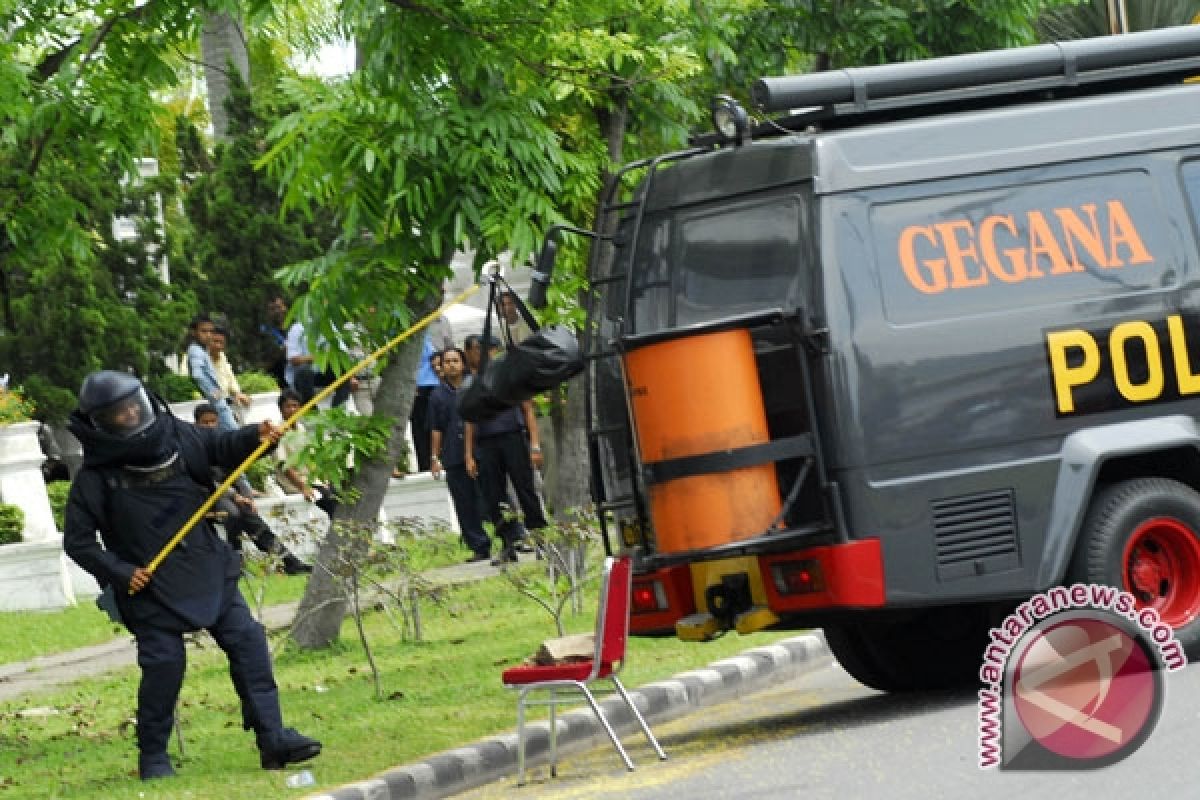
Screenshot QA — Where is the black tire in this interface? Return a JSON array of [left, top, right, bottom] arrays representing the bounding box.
[[824, 606, 992, 692], [1068, 477, 1200, 658]]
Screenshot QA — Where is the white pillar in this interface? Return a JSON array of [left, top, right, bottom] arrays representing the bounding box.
[[0, 421, 57, 541]]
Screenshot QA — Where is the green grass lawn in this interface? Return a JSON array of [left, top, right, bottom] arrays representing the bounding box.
[[0, 566, 794, 799]]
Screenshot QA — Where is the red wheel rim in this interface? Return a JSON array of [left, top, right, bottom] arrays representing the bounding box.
[[1121, 517, 1200, 628]]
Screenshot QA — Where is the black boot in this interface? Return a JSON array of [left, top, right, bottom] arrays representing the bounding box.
[[282, 554, 313, 575], [138, 752, 176, 780], [258, 727, 322, 770], [490, 547, 518, 566]]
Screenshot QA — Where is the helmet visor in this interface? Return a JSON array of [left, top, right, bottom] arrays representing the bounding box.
[[90, 387, 155, 437]]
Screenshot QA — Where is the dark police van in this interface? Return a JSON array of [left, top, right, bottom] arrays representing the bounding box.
[[532, 25, 1200, 690]]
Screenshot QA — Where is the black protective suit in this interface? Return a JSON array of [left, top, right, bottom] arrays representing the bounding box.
[[63, 397, 296, 771]]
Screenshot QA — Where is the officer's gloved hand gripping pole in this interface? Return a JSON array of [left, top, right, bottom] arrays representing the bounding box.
[[132, 285, 481, 593]]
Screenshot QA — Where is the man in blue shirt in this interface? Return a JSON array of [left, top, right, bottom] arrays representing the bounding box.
[[187, 314, 239, 431]]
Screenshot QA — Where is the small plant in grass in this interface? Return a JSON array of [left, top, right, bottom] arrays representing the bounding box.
[[290, 514, 448, 699], [0, 503, 24, 544], [497, 508, 603, 635]]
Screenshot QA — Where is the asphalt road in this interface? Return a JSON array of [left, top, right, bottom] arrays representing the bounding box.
[[456, 659, 1200, 800]]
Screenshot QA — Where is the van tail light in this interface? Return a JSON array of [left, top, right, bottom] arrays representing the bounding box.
[[771, 559, 825, 595], [632, 580, 669, 613]]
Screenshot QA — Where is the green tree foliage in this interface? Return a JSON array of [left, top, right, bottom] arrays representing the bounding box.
[[0, 1, 236, 418], [176, 69, 337, 374], [1038, 0, 1200, 39], [0, 139, 194, 420]]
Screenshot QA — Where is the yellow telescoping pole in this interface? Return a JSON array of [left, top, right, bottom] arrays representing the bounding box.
[[136, 285, 480, 588]]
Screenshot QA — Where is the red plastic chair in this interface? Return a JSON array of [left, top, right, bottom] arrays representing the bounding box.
[[501, 555, 667, 785]]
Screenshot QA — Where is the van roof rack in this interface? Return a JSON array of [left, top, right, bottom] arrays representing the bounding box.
[[753, 25, 1200, 122]]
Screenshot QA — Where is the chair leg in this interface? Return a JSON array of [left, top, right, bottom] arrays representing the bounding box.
[[548, 688, 558, 777], [579, 684, 634, 771], [612, 676, 667, 761], [516, 689, 529, 786]]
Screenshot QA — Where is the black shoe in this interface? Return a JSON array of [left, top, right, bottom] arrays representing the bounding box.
[[490, 548, 518, 566], [465, 552, 490, 563], [258, 727, 322, 770], [139, 753, 176, 780], [513, 541, 535, 554], [282, 555, 313, 575]]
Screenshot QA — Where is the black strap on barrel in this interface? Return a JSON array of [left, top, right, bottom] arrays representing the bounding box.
[[641, 433, 814, 486]]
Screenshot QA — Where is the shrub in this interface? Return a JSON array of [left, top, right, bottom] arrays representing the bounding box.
[[147, 371, 200, 402], [243, 457, 273, 493], [237, 370, 279, 395], [20, 375, 74, 424], [0, 387, 36, 425], [0, 503, 24, 545], [47, 480, 71, 531]]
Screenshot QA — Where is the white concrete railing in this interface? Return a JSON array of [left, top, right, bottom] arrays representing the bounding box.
[[169, 391, 420, 476], [253, 473, 459, 559], [0, 421, 56, 542], [0, 394, 459, 612], [0, 474, 459, 612]]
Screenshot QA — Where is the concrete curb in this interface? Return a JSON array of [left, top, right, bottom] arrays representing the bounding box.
[[306, 632, 833, 800]]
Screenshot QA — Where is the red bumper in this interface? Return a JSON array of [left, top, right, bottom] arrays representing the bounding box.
[[628, 538, 886, 635]]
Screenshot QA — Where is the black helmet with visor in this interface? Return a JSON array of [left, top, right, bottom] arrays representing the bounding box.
[[78, 370, 156, 438]]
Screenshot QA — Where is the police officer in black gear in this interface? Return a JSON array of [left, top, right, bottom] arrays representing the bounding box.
[[63, 370, 320, 780]]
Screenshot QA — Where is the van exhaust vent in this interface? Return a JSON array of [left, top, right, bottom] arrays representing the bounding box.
[[931, 489, 1020, 582]]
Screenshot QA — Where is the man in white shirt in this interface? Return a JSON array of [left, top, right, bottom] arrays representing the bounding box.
[[209, 326, 251, 424]]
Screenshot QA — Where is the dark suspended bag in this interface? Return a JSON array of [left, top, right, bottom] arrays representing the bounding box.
[[457, 278, 584, 423], [458, 368, 512, 423], [489, 324, 584, 405]]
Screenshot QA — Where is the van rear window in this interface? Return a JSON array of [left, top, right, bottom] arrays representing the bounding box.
[[630, 194, 809, 334], [871, 171, 1175, 325]]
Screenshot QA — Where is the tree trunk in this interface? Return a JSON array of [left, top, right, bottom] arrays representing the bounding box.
[[548, 96, 630, 517], [200, 11, 250, 142], [550, 373, 591, 512], [289, 291, 441, 649]]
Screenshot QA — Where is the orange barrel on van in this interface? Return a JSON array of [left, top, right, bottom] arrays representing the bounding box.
[[623, 329, 782, 553]]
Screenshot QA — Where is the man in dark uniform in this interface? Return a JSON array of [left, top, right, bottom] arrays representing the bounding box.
[[260, 293, 290, 389], [63, 371, 320, 780], [428, 347, 491, 562], [465, 396, 547, 565]]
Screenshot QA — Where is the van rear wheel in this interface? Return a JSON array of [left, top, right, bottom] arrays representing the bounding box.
[[824, 606, 991, 692], [1070, 477, 1200, 657]]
